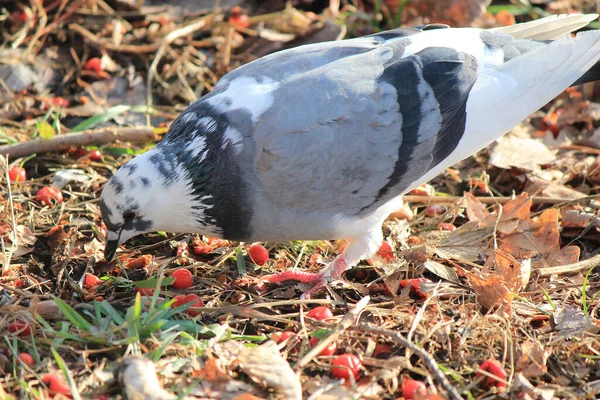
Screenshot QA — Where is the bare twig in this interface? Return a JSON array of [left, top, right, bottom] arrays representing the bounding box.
[[295, 296, 370, 369], [146, 17, 210, 120], [402, 194, 600, 206], [348, 323, 464, 400], [0, 126, 157, 158], [537, 253, 600, 277]]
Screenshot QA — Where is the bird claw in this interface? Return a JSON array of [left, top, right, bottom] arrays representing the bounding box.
[[262, 255, 348, 298]]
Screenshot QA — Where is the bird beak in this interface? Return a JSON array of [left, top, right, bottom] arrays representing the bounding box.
[[104, 230, 121, 261]]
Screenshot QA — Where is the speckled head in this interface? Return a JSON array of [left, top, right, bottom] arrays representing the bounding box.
[[99, 144, 221, 261]]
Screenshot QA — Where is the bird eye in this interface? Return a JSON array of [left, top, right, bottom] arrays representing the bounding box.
[[123, 211, 136, 221]]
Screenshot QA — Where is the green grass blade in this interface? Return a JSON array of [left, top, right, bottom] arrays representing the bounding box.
[[50, 348, 82, 400], [53, 297, 93, 331]]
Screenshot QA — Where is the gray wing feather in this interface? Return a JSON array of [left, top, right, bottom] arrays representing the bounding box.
[[230, 29, 477, 218]]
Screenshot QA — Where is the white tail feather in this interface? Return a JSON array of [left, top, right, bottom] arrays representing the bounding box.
[[492, 13, 599, 40], [406, 29, 600, 193]]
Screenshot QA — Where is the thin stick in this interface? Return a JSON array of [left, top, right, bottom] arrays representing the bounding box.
[[146, 17, 209, 122], [349, 323, 464, 400], [537, 253, 600, 277], [295, 296, 369, 369], [0, 126, 156, 158], [402, 194, 598, 205]]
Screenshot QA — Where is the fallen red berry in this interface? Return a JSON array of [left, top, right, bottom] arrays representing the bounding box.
[[84, 273, 102, 288], [89, 150, 102, 161], [271, 330, 295, 345], [377, 241, 394, 261], [171, 268, 193, 289], [84, 57, 103, 73], [8, 166, 26, 183], [192, 241, 213, 255], [19, 352, 35, 367], [331, 354, 361, 380], [36, 187, 64, 206], [44, 97, 71, 108], [9, 321, 32, 336], [477, 359, 507, 389], [176, 293, 204, 316], [229, 6, 250, 28], [306, 306, 333, 321], [402, 378, 428, 400], [309, 336, 337, 356], [43, 373, 72, 397], [248, 244, 269, 265], [425, 204, 446, 217]]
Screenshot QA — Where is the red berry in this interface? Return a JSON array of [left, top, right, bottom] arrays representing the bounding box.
[[271, 330, 295, 345], [425, 205, 446, 217], [171, 268, 193, 289], [377, 241, 394, 261], [402, 378, 428, 400], [306, 306, 333, 321], [248, 244, 269, 265], [19, 352, 35, 366], [84, 273, 102, 288], [477, 359, 507, 389], [184, 294, 204, 316], [84, 57, 103, 73], [43, 373, 72, 397], [172, 294, 188, 308], [89, 150, 102, 161], [229, 6, 250, 28], [309, 336, 337, 356], [44, 97, 70, 108], [9, 321, 32, 336], [8, 166, 26, 183], [36, 187, 64, 206], [192, 241, 212, 255], [331, 354, 361, 380]]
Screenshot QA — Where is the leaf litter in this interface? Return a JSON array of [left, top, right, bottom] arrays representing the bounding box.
[[1, 0, 600, 399]]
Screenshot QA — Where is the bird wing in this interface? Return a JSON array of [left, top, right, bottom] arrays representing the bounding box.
[[218, 26, 479, 218]]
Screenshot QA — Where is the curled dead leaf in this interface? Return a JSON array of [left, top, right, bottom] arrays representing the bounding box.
[[467, 272, 512, 314], [237, 341, 302, 400], [516, 340, 549, 378]]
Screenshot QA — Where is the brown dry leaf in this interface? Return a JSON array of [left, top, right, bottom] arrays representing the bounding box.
[[192, 358, 230, 382], [467, 272, 512, 314], [553, 306, 598, 338], [423, 260, 460, 284], [465, 192, 489, 223], [13, 225, 37, 257], [434, 221, 493, 262], [525, 176, 586, 200], [489, 135, 555, 171], [501, 209, 580, 269], [481, 193, 532, 234], [516, 340, 549, 378], [119, 356, 177, 400], [492, 250, 530, 292], [237, 341, 302, 400]]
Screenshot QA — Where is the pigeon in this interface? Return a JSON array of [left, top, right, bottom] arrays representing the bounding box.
[[101, 14, 600, 297]]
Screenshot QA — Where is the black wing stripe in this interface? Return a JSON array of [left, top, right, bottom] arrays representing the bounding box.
[[366, 46, 477, 211]]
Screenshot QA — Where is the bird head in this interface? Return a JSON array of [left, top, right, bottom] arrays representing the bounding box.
[[99, 142, 221, 261]]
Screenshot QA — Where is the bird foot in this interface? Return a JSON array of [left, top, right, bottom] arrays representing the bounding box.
[[262, 256, 348, 298]]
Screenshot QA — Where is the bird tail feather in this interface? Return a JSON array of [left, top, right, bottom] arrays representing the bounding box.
[[491, 13, 599, 40]]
